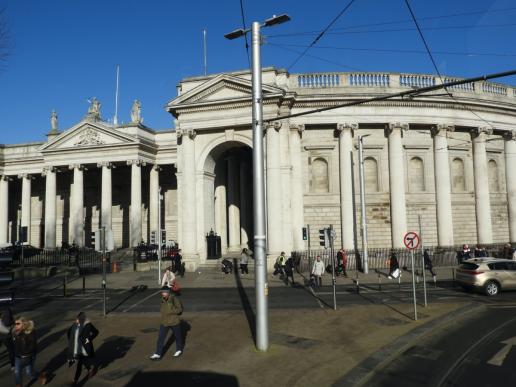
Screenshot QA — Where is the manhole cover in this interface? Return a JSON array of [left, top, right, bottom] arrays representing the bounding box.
[[270, 333, 319, 349]]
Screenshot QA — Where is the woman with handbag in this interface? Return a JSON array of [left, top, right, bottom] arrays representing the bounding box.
[[67, 312, 99, 386]]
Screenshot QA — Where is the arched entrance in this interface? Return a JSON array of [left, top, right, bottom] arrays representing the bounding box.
[[203, 141, 253, 257]]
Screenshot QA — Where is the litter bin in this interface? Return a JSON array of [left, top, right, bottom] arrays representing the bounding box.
[[206, 229, 221, 259]]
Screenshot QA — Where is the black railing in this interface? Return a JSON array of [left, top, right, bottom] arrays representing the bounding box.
[[133, 245, 180, 263], [293, 243, 511, 273]]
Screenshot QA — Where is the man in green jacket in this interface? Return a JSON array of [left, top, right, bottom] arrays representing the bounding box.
[[149, 286, 184, 359]]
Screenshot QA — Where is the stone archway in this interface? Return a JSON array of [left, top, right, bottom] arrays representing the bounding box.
[[202, 141, 253, 258]]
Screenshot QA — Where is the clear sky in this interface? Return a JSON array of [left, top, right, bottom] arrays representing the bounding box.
[[1, 0, 515, 144]]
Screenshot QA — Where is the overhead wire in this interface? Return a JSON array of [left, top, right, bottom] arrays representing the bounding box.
[[287, 0, 356, 71], [403, 0, 497, 129], [238, 0, 251, 68]]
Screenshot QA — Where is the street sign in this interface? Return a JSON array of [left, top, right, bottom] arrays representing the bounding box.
[[403, 231, 420, 250]]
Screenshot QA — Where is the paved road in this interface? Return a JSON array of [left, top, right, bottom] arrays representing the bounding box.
[[365, 305, 516, 387], [8, 278, 516, 315]]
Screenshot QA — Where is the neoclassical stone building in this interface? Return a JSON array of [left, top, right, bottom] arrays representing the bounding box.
[[1, 68, 515, 268]]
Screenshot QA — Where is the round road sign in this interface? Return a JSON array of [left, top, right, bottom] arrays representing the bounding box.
[[403, 232, 420, 250]]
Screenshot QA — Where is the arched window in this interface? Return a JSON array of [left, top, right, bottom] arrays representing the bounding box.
[[311, 158, 329, 193], [409, 157, 425, 192], [488, 159, 499, 192], [364, 157, 379, 192], [452, 158, 465, 192]]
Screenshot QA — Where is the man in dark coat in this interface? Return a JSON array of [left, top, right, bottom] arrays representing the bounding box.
[[284, 256, 295, 286], [67, 312, 99, 385]]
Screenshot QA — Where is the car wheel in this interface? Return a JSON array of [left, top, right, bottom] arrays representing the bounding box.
[[485, 281, 500, 296]]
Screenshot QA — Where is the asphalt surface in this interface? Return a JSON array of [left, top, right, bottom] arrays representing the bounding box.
[[365, 305, 516, 387]]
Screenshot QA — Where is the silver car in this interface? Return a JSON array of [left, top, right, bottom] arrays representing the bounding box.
[[455, 258, 516, 296]]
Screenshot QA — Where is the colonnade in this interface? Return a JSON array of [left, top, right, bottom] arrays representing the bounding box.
[[0, 160, 167, 248]]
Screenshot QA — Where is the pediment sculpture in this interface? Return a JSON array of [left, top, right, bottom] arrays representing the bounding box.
[[74, 128, 105, 146]]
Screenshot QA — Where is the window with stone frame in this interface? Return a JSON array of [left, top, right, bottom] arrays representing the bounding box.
[[488, 159, 499, 192], [310, 157, 329, 193], [408, 156, 425, 192], [451, 158, 466, 192], [364, 157, 379, 192]]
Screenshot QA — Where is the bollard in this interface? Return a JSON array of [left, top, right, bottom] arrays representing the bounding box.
[[398, 273, 401, 289], [416, 270, 419, 284], [82, 276, 86, 293], [452, 267, 455, 287], [63, 276, 67, 297], [378, 273, 382, 291], [433, 274, 437, 289]]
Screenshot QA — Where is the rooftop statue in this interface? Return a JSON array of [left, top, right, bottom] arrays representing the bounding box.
[[50, 110, 58, 131], [87, 97, 101, 120], [131, 99, 142, 124]]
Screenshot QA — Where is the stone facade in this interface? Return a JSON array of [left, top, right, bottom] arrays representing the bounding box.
[[1, 68, 516, 270]]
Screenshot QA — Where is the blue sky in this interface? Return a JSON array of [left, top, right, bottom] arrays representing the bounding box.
[[1, 0, 515, 144]]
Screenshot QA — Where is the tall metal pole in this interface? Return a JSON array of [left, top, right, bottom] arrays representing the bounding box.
[[203, 29, 208, 76], [251, 21, 268, 352], [307, 224, 311, 274], [102, 226, 106, 316], [158, 187, 162, 285], [419, 214, 427, 307], [358, 136, 369, 274], [330, 225, 337, 310], [114, 65, 119, 125], [411, 249, 418, 321]]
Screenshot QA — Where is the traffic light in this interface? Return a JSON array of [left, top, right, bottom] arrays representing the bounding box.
[[302, 227, 308, 241], [91, 231, 96, 247], [319, 228, 329, 248], [150, 231, 156, 244], [161, 230, 166, 244]]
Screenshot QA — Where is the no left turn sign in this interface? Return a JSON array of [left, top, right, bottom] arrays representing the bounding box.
[[403, 232, 420, 250]]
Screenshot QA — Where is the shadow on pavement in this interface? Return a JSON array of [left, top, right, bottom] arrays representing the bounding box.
[[126, 371, 240, 387], [232, 259, 256, 342], [95, 335, 135, 370], [357, 290, 414, 321]]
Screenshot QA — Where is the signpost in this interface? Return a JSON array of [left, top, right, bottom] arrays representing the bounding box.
[[418, 215, 427, 307], [404, 231, 420, 321]]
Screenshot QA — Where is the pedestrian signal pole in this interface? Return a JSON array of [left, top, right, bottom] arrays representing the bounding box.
[[330, 225, 337, 310]]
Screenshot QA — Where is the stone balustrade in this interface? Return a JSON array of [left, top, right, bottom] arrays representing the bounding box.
[[291, 71, 515, 99]]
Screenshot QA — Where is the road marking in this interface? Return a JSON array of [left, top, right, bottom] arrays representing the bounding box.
[[309, 288, 325, 309], [15, 297, 104, 300], [122, 290, 161, 312], [487, 336, 516, 366]]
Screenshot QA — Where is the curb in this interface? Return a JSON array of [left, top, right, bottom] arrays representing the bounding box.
[[332, 302, 485, 387]]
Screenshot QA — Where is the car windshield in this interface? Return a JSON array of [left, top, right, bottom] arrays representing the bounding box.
[[460, 263, 479, 271]]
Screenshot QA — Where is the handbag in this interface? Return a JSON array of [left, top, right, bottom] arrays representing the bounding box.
[[172, 280, 180, 293]]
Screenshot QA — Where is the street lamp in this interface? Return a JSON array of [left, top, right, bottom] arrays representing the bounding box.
[[358, 135, 370, 274], [225, 13, 290, 352]]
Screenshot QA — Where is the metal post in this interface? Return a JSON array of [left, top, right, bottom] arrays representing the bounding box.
[[358, 136, 369, 274], [330, 225, 337, 310], [251, 21, 268, 352], [411, 250, 418, 321], [307, 224, 311, 275], [82, 275, 86, 293], [102, 226, 106, 316], [378, 273, 382, 291], [419, 215, 427, 307], [63, 275, 67, 297], [158, 187, 162, 285]]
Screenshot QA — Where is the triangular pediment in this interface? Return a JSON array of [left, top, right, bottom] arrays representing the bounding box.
[[167, 74, 286, 108], [40, 121, 138, 152]]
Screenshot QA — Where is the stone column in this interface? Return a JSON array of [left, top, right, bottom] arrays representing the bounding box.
[[227, 155, 241, 251], [239, 156, 249, 248], [149, 164, 161, 237], [504, 130, 516, 243], [178, 129, 198, 258], [69, 164, 84, 246], [279, 123, 293, 253], [337, 123, 357, 250], [214, 161, 228, 253], [290, 124, 305, 251], [266, 121, 283, 257], [128, 160, 144, 247], [431, 125, 454, 246], [0, 176, 9, 244], [43, 167, 57, 249], [98, 162, 113, 231], [19, 174, 32, 244], [386, 123, 408, 248], [471, 127, 493, 244]]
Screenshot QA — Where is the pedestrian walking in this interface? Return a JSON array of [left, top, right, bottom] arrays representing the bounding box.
[[240, 248, 250, 275], [423, 249, 436, 278], [388, 252, 400, 279], [149, 286, 184, 360], [67, 312, 98, 386], [284, 256, 295, 286], [9, 316, 47, 386], [274, 252, 287, 278], [337, 249, 348, 277], [161, 266, 176, 288], [311, 256, 325, 288], [503, 243, 514, 260], [474, 245, 487, 258], [0, 306, 14, 369]]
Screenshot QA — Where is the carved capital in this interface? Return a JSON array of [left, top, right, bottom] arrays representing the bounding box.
[[152, 164, 162, 172], [430, 124, 455, 138], [289, 124, 305, 135], [18, 173, 34, 180], [41, 166, 56, 176], [127, 159, 146, 167], [97, 161, 114, 169], [470, 127, 493, 139], [69, 164, 83, 171], [177, 128, 196, 139], [0, 175, 10, 182], [384, 122, 409, 138], [502, 130, 516, 141], [337, 123, 357, 137], [266, 121, 282, 132]]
